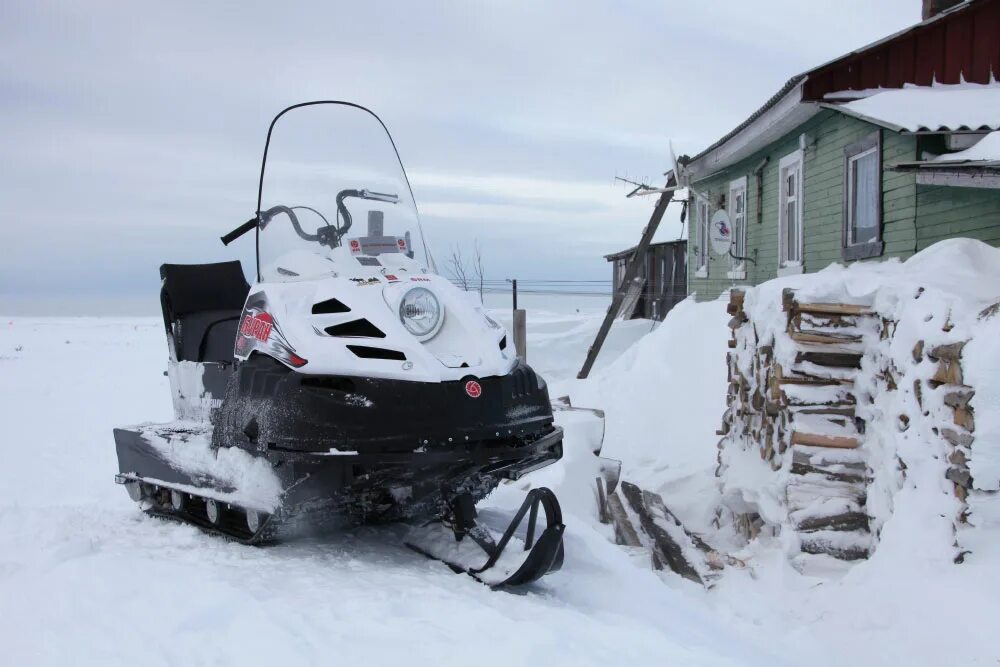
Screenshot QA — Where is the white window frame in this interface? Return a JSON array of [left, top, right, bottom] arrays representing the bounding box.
[[727, 176, 748, 280], [777, 149, 804, 276], [695, 197, 709, 278]]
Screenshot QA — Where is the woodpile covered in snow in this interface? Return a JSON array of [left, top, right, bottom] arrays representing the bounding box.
[[713, 240, 1000, 570], [718, 289, 877, 562]]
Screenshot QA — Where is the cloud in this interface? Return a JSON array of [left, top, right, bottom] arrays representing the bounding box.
[[0, 0, 920, 313]]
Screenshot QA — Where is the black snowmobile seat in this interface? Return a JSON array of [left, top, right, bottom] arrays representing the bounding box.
[[160, 261, 250, 363]]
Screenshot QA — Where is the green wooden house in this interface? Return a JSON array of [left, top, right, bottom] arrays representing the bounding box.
[[681, 0, 1000, 301]]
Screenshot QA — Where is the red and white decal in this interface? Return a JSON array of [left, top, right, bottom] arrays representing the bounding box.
[[349, 238, 362, 255], [396, 238, 407, 251], [240, 311, 273, 342], [464, 380, 482, 399], [410, 277, 431, 282], [385, 274, 399, 282]]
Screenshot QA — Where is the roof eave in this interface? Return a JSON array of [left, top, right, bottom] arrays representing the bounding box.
[[686, 78, 820, 182], [819, 102, 909, 133]]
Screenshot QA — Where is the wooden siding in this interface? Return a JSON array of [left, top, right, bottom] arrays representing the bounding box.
[[916, 185, 1000, 249], [608, 241, 687, 320], [687, 111, 921, 302]]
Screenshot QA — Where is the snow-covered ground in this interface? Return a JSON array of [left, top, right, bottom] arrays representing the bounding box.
[[0, 310, 776, 667], [4, 272, 998, 666]]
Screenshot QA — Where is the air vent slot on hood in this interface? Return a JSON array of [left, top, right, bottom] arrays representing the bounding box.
[[325, 319, 386, 338], [312, 297, 351, 314], [347, 345, 406, 361]]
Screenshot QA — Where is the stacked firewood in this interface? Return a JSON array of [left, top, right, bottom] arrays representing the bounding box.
[[923, 342, 975, 503], [719, 288, 879, 562], [917, 339, 980, 555]]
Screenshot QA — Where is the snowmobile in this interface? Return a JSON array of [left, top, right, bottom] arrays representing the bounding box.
[[113, 101, 566, 588]]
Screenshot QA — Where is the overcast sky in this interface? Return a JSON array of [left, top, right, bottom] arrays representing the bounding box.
[[0, 0, 922, 314]]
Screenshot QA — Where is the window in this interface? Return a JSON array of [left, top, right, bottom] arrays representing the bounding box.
[[695, 197, 709, 278], [843, 131, 883, 261], [727, 177, 748, 279], [778, 150, 803, 275]]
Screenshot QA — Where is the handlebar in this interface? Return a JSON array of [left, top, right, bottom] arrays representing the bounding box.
[[220, 217, 259, 246], [221, 189, 398, 248], [220, 206, 316, 247]]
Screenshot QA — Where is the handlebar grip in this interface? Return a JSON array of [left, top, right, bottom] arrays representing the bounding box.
[[220, 217, 259, 246]]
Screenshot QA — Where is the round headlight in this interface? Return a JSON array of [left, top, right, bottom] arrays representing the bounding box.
[[399, 287, 443, 338]]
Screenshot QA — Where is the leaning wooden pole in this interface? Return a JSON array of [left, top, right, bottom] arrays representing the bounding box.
[[578, 189, 675, 379]]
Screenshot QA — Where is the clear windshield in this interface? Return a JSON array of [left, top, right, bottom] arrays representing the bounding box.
[[257, 102, 429, 281]]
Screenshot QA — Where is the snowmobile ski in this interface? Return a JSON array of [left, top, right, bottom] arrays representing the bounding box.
[[405, 488, 564, 589]]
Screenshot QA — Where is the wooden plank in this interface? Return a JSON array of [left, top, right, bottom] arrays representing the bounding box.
[[794, 511, 869, 533], [790, 331, 863, 346], [578, 188, 674, 378], [795, 302, 874, 316], [794, 351, 862, 368], [513, 308, 527, 363], [779, 375, 852, 387], [606, 491, 642, 548], [790, 431, 860, 449], [790, 461, 867, 484], [789, 406, 857, 417], [595, 477, 609, 525], [776, 363, 851, 387], [799, 534, 870, 561], [618, 277, 645, 320], [619, 482, 706, 585]]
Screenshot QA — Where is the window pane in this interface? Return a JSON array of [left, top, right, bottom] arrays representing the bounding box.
[[731, 189, 746, 258], [786, 201, 798, 261], [851, 151, 878, 244]]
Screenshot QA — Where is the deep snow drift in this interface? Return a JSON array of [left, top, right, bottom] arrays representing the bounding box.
[[561, 240, 1000, 667], [0, 311, 774, 667]]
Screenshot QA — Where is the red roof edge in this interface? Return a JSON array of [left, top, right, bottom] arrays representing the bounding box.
[[803, 0, 1000, 101]]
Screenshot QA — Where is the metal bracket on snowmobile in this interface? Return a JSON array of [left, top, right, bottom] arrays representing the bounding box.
[[407, 487, 565, 589]]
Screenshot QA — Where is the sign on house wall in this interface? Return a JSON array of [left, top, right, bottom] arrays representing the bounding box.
[[710, 209, 733, 256]]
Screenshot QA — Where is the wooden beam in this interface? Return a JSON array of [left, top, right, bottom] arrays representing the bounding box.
[[790, 331, 863, 345], [606, 491, 643, 548], [794, 351, 863, 368], [795, 302, 874, 316], [790, 431, 860, 449], [578, 187, 675, 378]]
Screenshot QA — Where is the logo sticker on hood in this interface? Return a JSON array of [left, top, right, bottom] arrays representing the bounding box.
[[240, 311, 273, 342], [465, 380, 482, 398]]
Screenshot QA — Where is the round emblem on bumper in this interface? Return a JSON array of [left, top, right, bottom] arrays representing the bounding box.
[[465, 380, 482, 398]]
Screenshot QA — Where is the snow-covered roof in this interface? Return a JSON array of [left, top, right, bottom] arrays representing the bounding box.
[[931, 131, 1000, 164], [827, 83, 1000, 133], [890, 130, 1000, 187]]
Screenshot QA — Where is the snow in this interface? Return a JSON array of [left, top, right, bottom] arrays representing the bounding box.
[[564, 297, 730, 530], [3, 249, 1000, 667], [0, 314, 775, 667], [931, 130, 1000, 164], [134, 422, 284, 512], [547, 240, 1000, 667], [835, 81, 1000, 132], [965, 310, 1000, 489]]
